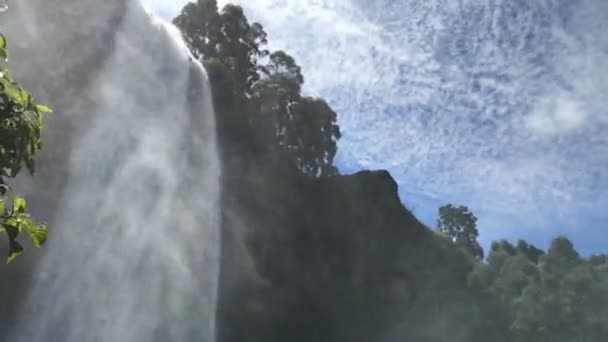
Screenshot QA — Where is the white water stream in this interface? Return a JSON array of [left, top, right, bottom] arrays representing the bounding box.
[[1, 1, 221, 341]]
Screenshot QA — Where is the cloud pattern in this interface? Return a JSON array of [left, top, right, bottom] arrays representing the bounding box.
[[146, 0, 608, 252]]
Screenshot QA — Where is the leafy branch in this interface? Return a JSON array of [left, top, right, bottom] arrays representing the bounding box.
[[0, 33, 51, 263]]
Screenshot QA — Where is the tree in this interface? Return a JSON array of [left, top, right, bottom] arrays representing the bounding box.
[[174, 1, 269, 159], [172, 0, 221, 60], [216, 5, 268, 93], [467, 236, 608, 342], [249, 51, 303, 157], [0, 34, 51, 262], [437, 204, 484, 260], [515, 239, 545, 264], [174, 1, 268, 95], [174, 2, 341, 177], [542, 236, 580, 274], [253, 51, 340, 176], [286, 97, 341, 176]]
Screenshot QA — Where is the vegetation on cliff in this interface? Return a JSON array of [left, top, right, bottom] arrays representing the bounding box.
[[174, 1, 341, 177]]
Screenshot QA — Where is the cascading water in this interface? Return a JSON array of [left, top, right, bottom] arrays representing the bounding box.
[[1, 1, 221, 341]]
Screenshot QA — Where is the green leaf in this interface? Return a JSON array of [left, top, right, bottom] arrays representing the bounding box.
[[12, 196, 26, 213], [4, 223, 19, 240], [0, 34, 6, 49], [24, 224, 47, 247], [4, 225, 22, 263], [3, 83, 25, 102], [7, 239, 23, 263], [35, 104, 53, 113]]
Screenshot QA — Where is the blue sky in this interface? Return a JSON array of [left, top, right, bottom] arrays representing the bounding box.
[[142, 0, 608, 255]]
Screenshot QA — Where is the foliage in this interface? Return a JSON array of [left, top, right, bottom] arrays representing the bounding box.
[[437, 203, 484, 260], [436, 204, 608, 341], [0, 34, 50, 262], [468, 237, 608, 341], [174, 0, 341, 176]]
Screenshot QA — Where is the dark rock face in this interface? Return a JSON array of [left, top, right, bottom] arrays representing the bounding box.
[[215, 146, 473, 341]]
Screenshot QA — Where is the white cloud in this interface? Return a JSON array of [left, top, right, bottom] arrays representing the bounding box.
[[144, 0, 608, 239], [525, 93, 588, 136], [226, 0, 608, 231]]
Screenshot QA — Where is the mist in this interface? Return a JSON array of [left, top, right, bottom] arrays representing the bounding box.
[[1, 0, 220, 341]]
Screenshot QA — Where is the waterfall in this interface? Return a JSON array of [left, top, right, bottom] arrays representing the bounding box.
[[1, 1, 221, 341]]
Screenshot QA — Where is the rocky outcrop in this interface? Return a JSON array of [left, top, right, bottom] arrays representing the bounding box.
[[216, 145, 480, 341]]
